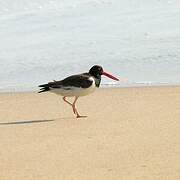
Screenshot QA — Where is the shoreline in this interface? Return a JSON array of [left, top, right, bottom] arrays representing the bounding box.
[[0, 83, 180, 93]]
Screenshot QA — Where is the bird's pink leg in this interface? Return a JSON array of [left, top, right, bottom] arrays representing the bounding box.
[[63, 96, 86, 118], [72, 97, 87, 118], [63, 96, 73, 106], [63, 96, 76, 115]]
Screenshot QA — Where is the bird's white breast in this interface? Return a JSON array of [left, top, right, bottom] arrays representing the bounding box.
[[50, 77, 96, 97]]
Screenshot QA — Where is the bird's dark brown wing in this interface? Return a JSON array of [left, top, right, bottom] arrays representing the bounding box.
[[38, 73, 93, 93], [61, 73, 93, 88]]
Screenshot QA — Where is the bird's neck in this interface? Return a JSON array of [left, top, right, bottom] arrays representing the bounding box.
[[87, 72, 101, 87], [94, 76, 101, 87]]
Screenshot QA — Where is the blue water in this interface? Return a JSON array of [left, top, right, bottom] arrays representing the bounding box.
[[0, 0, 180, 91]]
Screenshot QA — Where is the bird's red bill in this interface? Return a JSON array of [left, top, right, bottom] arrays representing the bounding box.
[[102, 71, 119, 81]]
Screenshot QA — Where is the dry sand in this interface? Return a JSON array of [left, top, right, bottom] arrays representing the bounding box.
[[0, 86, 180, 180]]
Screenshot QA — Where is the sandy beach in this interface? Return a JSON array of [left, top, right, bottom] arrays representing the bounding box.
[[0, 86, 180, 180]]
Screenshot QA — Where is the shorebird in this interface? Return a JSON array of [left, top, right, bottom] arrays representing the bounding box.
[[38, 65, 119, 118]]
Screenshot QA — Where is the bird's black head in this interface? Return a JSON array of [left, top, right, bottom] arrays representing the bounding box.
[[89, 65, 103, 79], [89, 65, 119, 87], [89, 65, 103, 87]]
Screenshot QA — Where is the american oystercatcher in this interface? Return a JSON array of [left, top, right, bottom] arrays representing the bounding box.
[[38, 65, 119, 118]]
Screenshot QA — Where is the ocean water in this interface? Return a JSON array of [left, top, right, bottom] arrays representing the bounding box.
[[0, 0, 180, 91]]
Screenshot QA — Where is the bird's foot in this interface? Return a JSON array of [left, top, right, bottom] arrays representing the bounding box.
[[76, 115, 87, 118], [74, 108, 87, 118], [72, 102, 87, 118]]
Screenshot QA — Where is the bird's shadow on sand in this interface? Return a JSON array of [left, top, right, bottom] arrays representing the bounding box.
[[0, 117, 73, 126]]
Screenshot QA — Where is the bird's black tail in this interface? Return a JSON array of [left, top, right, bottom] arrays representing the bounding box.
[[38, 84, 50, 93]]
